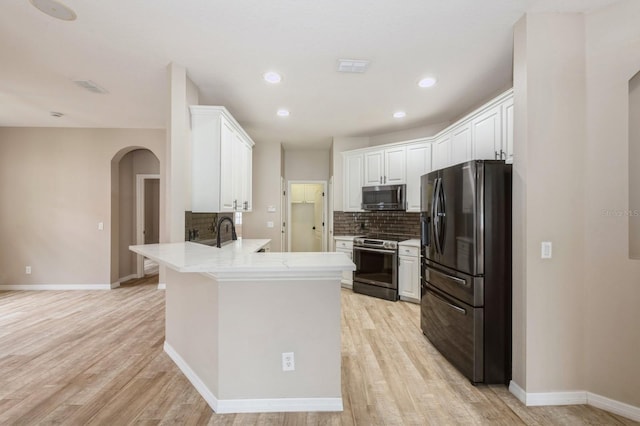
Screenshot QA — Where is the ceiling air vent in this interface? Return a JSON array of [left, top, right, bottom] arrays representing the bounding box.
[[73, 80, 109, 94], [337, 59, 370, 73]]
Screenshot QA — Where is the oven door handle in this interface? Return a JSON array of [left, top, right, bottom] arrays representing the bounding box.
[[353, 246, 397, 255]]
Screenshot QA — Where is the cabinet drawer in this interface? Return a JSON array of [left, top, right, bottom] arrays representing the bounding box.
[[399, 245, 419, 257], [335, 240, 353, 250]]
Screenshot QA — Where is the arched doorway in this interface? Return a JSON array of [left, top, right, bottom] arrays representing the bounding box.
[[110, 147, 160, 287]]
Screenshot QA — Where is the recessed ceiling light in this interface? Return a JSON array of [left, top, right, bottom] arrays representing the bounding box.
[[393, 111, 406, 119], [30, 0, 77, 21], [418, 77, 437, 88], [263, 71, 282, 84], [277, 109, 290, 117]]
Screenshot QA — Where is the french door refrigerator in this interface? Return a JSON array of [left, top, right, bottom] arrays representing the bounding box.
[[420, 160, 512, 384]]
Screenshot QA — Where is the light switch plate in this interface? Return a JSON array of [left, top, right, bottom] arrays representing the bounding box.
[[541, 241, 552, 259], [268, 206, 276, 212]]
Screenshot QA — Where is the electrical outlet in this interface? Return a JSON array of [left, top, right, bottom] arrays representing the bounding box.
[[541, 241, 552, 259], [267, 221, 274, 228], [98, 222, 104, 231], [25, 266, 32, 274], [282, 352, 295, 371]]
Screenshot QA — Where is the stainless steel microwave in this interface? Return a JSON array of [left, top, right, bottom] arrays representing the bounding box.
[[361, 184, 406, 211]]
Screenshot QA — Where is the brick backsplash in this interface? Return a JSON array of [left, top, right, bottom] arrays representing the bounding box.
[[333, 211, 420, 238], [185, 212, 235, 244]]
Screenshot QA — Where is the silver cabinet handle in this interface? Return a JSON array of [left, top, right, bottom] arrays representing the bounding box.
[[495, 150, 499, 159], [243, 201, 248, 210], [233, 200, 237, 210], [379, 176, 382, 184]]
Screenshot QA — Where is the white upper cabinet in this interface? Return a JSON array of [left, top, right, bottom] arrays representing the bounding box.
[[502, 96, 514, 163], [405, 141, 432, 212], [432, 132, 451, 170], [343, 152, 364, 211], [364, 146, 406, 186], [451, 122, 473, 165], [472, 105, 502, 161], [190, 106, 254, 213]]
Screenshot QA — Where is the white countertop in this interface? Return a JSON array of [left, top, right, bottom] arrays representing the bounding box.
[[129, 239, 355, 276], [399, 238, 421, 247]]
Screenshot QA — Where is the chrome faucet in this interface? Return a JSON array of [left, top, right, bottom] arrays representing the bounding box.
[[216, 216, 237, 248]]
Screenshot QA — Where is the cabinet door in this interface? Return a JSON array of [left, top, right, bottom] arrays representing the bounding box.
[[219, 119, 236, 212], [472, 105, 502, 160], [344, 153, 364, 211], [384, 146, 406, 184], [433, 132, 451, 170], [398, 255, 420, 302], [451, 123, 472, 166], [240, 140, 252, 211], [502, 97, 514, 163], [405, 142, 432, 212], [291, 184, 305, 203], [363, 150, 384, 186]]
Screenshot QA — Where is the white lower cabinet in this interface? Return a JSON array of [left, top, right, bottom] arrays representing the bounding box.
[[334, 237, 354, 288], [398, 242, 420, 303]]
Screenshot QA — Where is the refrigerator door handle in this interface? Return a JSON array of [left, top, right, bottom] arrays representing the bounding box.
[[436, 177, 446, 253], [432, 178, 442, 254]]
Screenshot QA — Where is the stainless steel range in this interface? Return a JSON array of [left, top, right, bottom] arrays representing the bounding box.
[[353, 234, 407, 301]]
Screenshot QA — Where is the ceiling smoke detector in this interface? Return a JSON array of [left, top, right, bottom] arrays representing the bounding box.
[[73, 80, 109, 94], [50, 111, 64, 118], [337, 59, 370, 73], [30, 0, 77, 21]]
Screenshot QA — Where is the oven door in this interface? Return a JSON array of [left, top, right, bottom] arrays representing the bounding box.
[[353, 246, 397, 290]]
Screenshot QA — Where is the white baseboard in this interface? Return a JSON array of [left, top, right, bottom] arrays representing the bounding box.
[[163, 341, 343, 414], [588, 392, 640, 422], [157, 283, 166, 290], [0, 284, 112, 291], [509, 381, 639, 421]]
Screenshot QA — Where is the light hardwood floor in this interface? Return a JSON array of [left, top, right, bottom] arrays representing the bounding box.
[[0, 275, 636, 425]]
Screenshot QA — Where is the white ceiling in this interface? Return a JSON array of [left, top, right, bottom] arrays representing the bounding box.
[[0, 0, 621, 149]]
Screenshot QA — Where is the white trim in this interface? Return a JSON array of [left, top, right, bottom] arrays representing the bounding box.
[[216, 397, 343, 414], [0, 284, 112, 291], [164, 341, 343, 414], [509, 381, 640, 422], [287, 180, 328, 253], [588, 392, 640, 422], [157, 283, 166, 290], [509, 381, 586, 406], [164, 341, 220, 411]]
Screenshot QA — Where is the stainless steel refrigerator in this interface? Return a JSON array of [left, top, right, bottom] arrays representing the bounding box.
[[420, 160, 512, 384]]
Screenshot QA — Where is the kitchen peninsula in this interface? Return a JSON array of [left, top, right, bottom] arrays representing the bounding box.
[[129, 240, 354, 414]]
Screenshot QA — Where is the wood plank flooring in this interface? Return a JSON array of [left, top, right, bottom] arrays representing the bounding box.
[[0, 276, 636, 425]]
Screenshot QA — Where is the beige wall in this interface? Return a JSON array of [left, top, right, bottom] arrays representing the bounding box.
[[284, 149, 330, 181], [0, 127, 164, 286], [513, 1, 640, 409], [629, 72, 640, 259], [118, 149, 160, 279], [242, 140, 283, 252], [583, 0, 640, 407], [514, 12, 587, 394]]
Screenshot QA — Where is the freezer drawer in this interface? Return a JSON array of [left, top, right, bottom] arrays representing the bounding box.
[[423, 259, 484, 307], [421, 284, 484, 383]]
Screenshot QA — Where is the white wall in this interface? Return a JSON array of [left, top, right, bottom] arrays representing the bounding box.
[[0, 127, 165, 287], [369, 122, 449, 146]]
